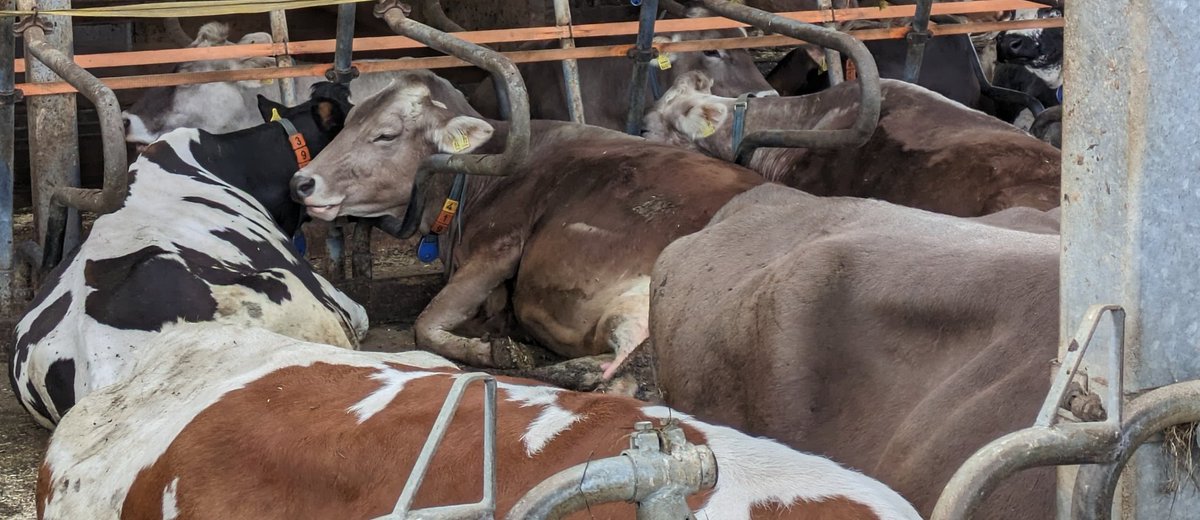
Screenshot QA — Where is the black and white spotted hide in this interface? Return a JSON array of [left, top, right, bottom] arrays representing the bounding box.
[[998, 7, 1064, 92], [10, 128, 368, 429]]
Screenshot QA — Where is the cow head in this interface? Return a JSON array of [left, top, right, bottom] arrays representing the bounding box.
[[123, 22, 277, 148], [243, 82, 353, 235], [642, 71, 732, 154], [290, 72, 490, 221], [653, 7, 778, 99], [998, 7, 1064, 89]]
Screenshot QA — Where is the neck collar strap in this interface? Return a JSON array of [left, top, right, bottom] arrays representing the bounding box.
[[274, 117, 313, 169], [731, 93, 753, 160], [416, 173, 468, 263]]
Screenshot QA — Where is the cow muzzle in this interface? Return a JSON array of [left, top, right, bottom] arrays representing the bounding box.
[[290, 174, 342, 221], [998, 34, 1040, 63]]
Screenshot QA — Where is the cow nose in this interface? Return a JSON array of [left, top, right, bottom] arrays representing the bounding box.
[[1005, 37, 1032, 56], [291, 175, 316, 200]]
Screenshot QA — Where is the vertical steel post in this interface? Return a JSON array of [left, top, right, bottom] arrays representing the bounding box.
[[0, 2, 16, 306], [818, 0, 843, 85], [624, 0, 659, 136], [22, 0, 80, 267], [269, 10, 298, 106], [902, 0, 933, 84], [328, 3, 359, 83], [1060, 0, 1200, 518], [326, 2, 360, 280], [552, 0, 585, 124]]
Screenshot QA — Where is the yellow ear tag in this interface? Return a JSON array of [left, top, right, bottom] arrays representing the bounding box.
[[450, 130, 471, 152], [263, 78, 276, 85], [270, 108, 282, 122], [818, 56, 828, 73], [656, 54, 672, 71], [700, 120, 716, 138]]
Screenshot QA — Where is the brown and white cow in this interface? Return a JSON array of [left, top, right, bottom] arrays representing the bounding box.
[[468, 8, 778, 131], [39, 324, 921, 519], [644, 71, 1061, 217], [290, 70, 765, 373], [651, 183, 1060, 518]]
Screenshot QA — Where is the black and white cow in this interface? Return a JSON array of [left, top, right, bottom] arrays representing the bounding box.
[[9, 83, 367, 429], [996, 5, 1064, 144], [123, 22, 404, 148]]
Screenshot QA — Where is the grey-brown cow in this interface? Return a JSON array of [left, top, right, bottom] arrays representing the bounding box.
[[651, 183, 1060, 519], [469, 10, 777, 131], [290, 70, 764, 371], [644, 71, 1061, 216]]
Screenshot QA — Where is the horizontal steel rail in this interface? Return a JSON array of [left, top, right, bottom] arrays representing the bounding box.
[[13, 17, 1064, 97], [10, 0, 1052, 74]]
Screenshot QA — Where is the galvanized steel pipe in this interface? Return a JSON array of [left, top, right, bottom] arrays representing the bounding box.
[[270, 10, 298, 106], [623, 0, 658, 136], [553, 0, 585, 124], [901, 0, 933, 83], [374, 0, 529, 239], [22, 24, 127, 215], [328, 2, 359, 83], [698, 0, 881, 162], [1071, 381, 1200, 520], [0, 2, 16, 302]]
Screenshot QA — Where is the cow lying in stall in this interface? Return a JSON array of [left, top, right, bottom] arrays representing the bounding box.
[[643, 71, 1061, 217], [39, 324, 922, 519], [121, 22, 401, 148], [468, 5, 778, 130], [651, 183, 1060, 519], [9, 84, 366, 429], [290, 70, 766, 375]]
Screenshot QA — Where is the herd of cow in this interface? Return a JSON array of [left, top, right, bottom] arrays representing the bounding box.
[[7, 2, 1069, 519]]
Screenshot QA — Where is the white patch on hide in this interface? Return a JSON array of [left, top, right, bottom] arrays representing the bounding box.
[[161, 477, 180, 520], [348, 368, 440, 423], [500, 383, 582, 457]]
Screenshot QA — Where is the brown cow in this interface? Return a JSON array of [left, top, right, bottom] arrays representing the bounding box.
[[38, 324, 922, 519], [290, 70, 764, 373], [651, 183, 1060, 519], [469, 9, 778, 131], [643, 71, 1061, 216]]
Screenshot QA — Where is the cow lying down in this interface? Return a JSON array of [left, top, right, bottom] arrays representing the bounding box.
[[38, 324, 920, 520], [652, 184, 1060, 519], [291, 70, 765, 376], [9, 84, 366, 429], [644, 72, 1061, 217]]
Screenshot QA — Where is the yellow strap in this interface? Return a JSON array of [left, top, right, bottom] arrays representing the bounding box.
[[0, 0, 369, 19]]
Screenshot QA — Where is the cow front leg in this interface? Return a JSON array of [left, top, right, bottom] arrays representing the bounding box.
[[415, 247, 520, 367]]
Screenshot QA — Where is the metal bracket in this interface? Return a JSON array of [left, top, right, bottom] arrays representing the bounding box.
[[14, 10, 49, 36], [0, 88, 23, 106], [904, 28, 932, 47], [323, 65, 360, 83]]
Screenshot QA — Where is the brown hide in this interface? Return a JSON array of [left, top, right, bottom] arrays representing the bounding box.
[[648, 78, 1061, 217], [650, 184, 1060, 518], [455, 123, 765, 358]]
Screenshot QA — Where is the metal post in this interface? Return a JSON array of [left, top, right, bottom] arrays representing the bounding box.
[[818, 0, 843, 85], [327, 3, 359, 278], [269, 10, 298, 106], [623, 0, 659, 136], [552, 0, 585, 124], [21, 0, 80, 267], [328, 3, 359, 84], [0, 1, 16, 306], [902, 0, 933, 84], [1060, 0, 1200, 518]]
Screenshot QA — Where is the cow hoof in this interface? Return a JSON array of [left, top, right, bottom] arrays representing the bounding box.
[[490, 338, 542, 371]]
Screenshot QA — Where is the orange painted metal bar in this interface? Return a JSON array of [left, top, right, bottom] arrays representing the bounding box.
[[12, 0, 1044, 73], [14, 17, 1063, 97]]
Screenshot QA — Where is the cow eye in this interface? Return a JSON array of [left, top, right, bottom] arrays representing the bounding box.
[[702, 49, 722, 58], [373, 133, 398, 143]]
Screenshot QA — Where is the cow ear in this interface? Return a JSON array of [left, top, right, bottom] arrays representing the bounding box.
[[257, 95, 286, 122], [677, 100, 728, 140], [311, 100, 345, 132], [432, 116, 494, 154]]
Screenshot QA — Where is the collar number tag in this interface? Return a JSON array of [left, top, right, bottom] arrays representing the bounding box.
[[656, 54, 672, 70], [450, 130, 471, 152]]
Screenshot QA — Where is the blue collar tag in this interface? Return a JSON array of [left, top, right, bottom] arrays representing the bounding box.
[[291, 231, 307, 256], [1056, 86, 1063, 104], [417, 234, 440, 263]]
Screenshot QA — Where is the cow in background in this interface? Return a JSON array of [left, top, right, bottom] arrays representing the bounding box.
[[651, 183, 1060, 519], [39, 324, 922, 520], [468, 6, 778, 130], [996, 5, 1064, 145], [644, 72, 1060, 216], [122, 22, 403, 148], [10, 84, 366, 429]]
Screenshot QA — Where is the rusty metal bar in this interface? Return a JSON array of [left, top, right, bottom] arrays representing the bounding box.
[[270, 10, 298, 105], [552, 0, 585, 124], [374, 0, 529, 240], [699, 0, 881, 161]]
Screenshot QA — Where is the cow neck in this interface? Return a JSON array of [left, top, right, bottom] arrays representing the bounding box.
[[194, 122, 309, 237], [698, 93, 844, 180]]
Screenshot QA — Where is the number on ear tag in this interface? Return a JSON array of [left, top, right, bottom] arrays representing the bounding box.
[[270, 108, 282, 122], [450, 130, 471, 152], [700, 121, 716, 138], [656, 54, 672, 70]]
